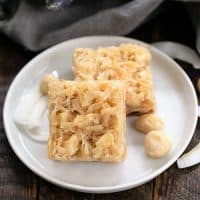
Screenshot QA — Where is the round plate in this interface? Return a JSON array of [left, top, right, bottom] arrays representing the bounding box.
[[3, 36, 198, 193]]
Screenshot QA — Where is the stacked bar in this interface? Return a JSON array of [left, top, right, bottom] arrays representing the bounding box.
[[73, 43, 155, 114], [47, 43, 155, 162]]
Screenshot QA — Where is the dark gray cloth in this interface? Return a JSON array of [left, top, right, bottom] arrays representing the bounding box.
[[1, 0, 199, 52], [0, 0, 163, 51], [186, 4, 200, 54]]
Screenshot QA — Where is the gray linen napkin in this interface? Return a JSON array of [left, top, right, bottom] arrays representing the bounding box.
[[0, 0, 163, 51], [186, 4, 200, 54], [1, 0, 200, 53]]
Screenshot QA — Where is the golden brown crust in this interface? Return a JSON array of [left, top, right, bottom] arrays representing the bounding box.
[[73, 43, 155, 114], [47, 79, 126, 162]]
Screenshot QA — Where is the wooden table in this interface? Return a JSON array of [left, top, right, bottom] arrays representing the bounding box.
[[0, 2, 199, 200]]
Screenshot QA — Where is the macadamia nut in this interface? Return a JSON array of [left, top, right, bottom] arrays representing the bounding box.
[[40, 75, 57, 95], [144, 130, 172, 158], [134, 114, 164, 133]]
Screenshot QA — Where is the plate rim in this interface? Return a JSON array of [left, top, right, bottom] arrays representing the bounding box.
[[3, 36, 198, 193]]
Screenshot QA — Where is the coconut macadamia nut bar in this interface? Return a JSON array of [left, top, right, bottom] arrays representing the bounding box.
[[73, 43, 155, 114], [48, 79, 126, 162]]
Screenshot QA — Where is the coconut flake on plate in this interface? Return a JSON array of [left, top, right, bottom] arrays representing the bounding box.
[[177, 142, 200, 168], [14, 70, 59, 142]]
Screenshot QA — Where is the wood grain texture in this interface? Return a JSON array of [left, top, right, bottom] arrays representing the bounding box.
[[38, 179, 74, 200], [0, 36, 38, 200], [150, 3, 200, 198], [37, 180, 153, 200], [0, 1, 199, 200], [153, 123, 200, 200], [0, 76, 38, 200], [93, 182, 154, 200]]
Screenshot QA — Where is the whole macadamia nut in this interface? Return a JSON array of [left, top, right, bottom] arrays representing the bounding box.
[[144, 130, 172, 158], [40, 75, 57, 95], [134, 113, 164, 134]]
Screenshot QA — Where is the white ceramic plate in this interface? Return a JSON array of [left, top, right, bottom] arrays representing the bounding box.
[[3, 36, 198, 193]]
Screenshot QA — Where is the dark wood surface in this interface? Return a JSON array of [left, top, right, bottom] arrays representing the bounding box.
[[0, 2, 200, 200]]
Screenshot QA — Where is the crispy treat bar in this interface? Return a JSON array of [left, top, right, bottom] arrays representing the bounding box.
[[48, 79, 126, 162], [73, 43, 155, 114]]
